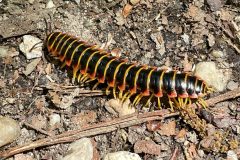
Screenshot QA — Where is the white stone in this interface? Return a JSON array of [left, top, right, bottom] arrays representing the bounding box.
[[0, 46, 9, 57], [227, 150, 238, 160], [49, 113, 61, 127], [0, 116, 21, 147], [46, 0, 55, 9], [104, 151, 142, 160], [130, 0, 140, 5], [194, 62, 230, 91], [62, 138, 93, 160], [227, 81, 238, 91], [19, 35, 43, 59], [181, 33, 190, 44], [211, 50, 224, 58]]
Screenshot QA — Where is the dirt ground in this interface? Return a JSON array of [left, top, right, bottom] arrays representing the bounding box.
[[0, 0, 240, 159]]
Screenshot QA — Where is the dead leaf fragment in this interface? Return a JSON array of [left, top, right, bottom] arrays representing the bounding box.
[[122, 4, 133, 18], [158, 120, 176, 136], [175, 128, 187, 139], [115, 10, 125, 26], [188, 143, 198, 159], [147, 121, 161, 132], [185, 4, 206, 22], [161, 15, 168, 25], [71, 111, 97, 127], [134, 140, 161, 155], [23, 58, 41, 76]]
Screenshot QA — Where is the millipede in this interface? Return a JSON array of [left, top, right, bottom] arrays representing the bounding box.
[[46, 32, 212, 110], [45, 32, 239, 153]]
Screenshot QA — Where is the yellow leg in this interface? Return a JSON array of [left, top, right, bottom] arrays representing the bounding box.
[[105, 86, 111, 95], [198, 98, 208, 110], [173, 98, 180, 110], [143, 94, 153, 108], [157, 97, 162, 109], [134, 94, 144, 107], [178, 97, 184, 108], [77, 73, 83, 82], [113, 85, 117, 99], [168, 97, 175, 112], [60, 61, 66, 69], [92, 82, 99, 90], [183, 98, 188, 106], [122, 92, 131, 102], [119, 90, 123, 99], [80, 74, 88, 82], [132, 94, 143, 107], [85, 78, 96, 83]]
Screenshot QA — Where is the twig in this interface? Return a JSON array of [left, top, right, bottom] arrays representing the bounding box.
[[205, 87, 240, 106], [0, 110, 176, 159], [170, 146, 179, 160]]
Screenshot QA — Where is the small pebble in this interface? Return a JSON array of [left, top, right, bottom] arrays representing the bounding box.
[[227, 150, 238, 160], [211, 50, 224, 58], [23, 58, 41, 76], [194, 62, 230, 91], [19, 35, 43, 59], [0, 116, 21, 147], [181, 33, 190, 44], [104, 151, 141, 160], [28, 0, 35, 4], [62, 138, 93, 160], [130, 0, 140, 5], [206, 0, 222, 11], [227, 81, 238, 91], [49, 113, 61, 128], [0, 46, 9, 57], [46, 0, 55, 9]]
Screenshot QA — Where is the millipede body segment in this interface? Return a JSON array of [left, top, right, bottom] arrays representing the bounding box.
[[46, 32, 210, 108]]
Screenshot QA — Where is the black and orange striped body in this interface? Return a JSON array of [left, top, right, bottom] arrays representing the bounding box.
[[46, 32, 210, 107]]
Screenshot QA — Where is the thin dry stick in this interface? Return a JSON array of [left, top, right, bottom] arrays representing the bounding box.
[[205, 87, 240, 106], [0, 110, 177, 159], [0, 88, 239, 159]]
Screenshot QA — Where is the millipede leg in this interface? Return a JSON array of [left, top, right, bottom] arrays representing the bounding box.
[[105, 86, 111, 95], [92, 82, 99, 90], [60, 61, 67, 69], [184, 98, 188, 106], [77, 73, 83, 82], [113, 85, 117, 99], [173, 98, 180, 109], [168, 97, 175, 112], [119, 90, 123, 99], [144, 94, 154, 108], [122, 92, 131, 102], [134, 94, 144, 107], [198, 98, 208, 110], [157, 97, 162, 109], [132, 94, 143, 107], [178, 97, 184, 108], [85, 78, 96, 83]]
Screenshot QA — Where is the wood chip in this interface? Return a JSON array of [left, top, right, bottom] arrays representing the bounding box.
[[122, 4, 133, 18], [134, 140, 161, 155]]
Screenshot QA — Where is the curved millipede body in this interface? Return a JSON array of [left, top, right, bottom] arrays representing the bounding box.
[[46, 32, 211, 108], [45, 32, 240, 153]]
